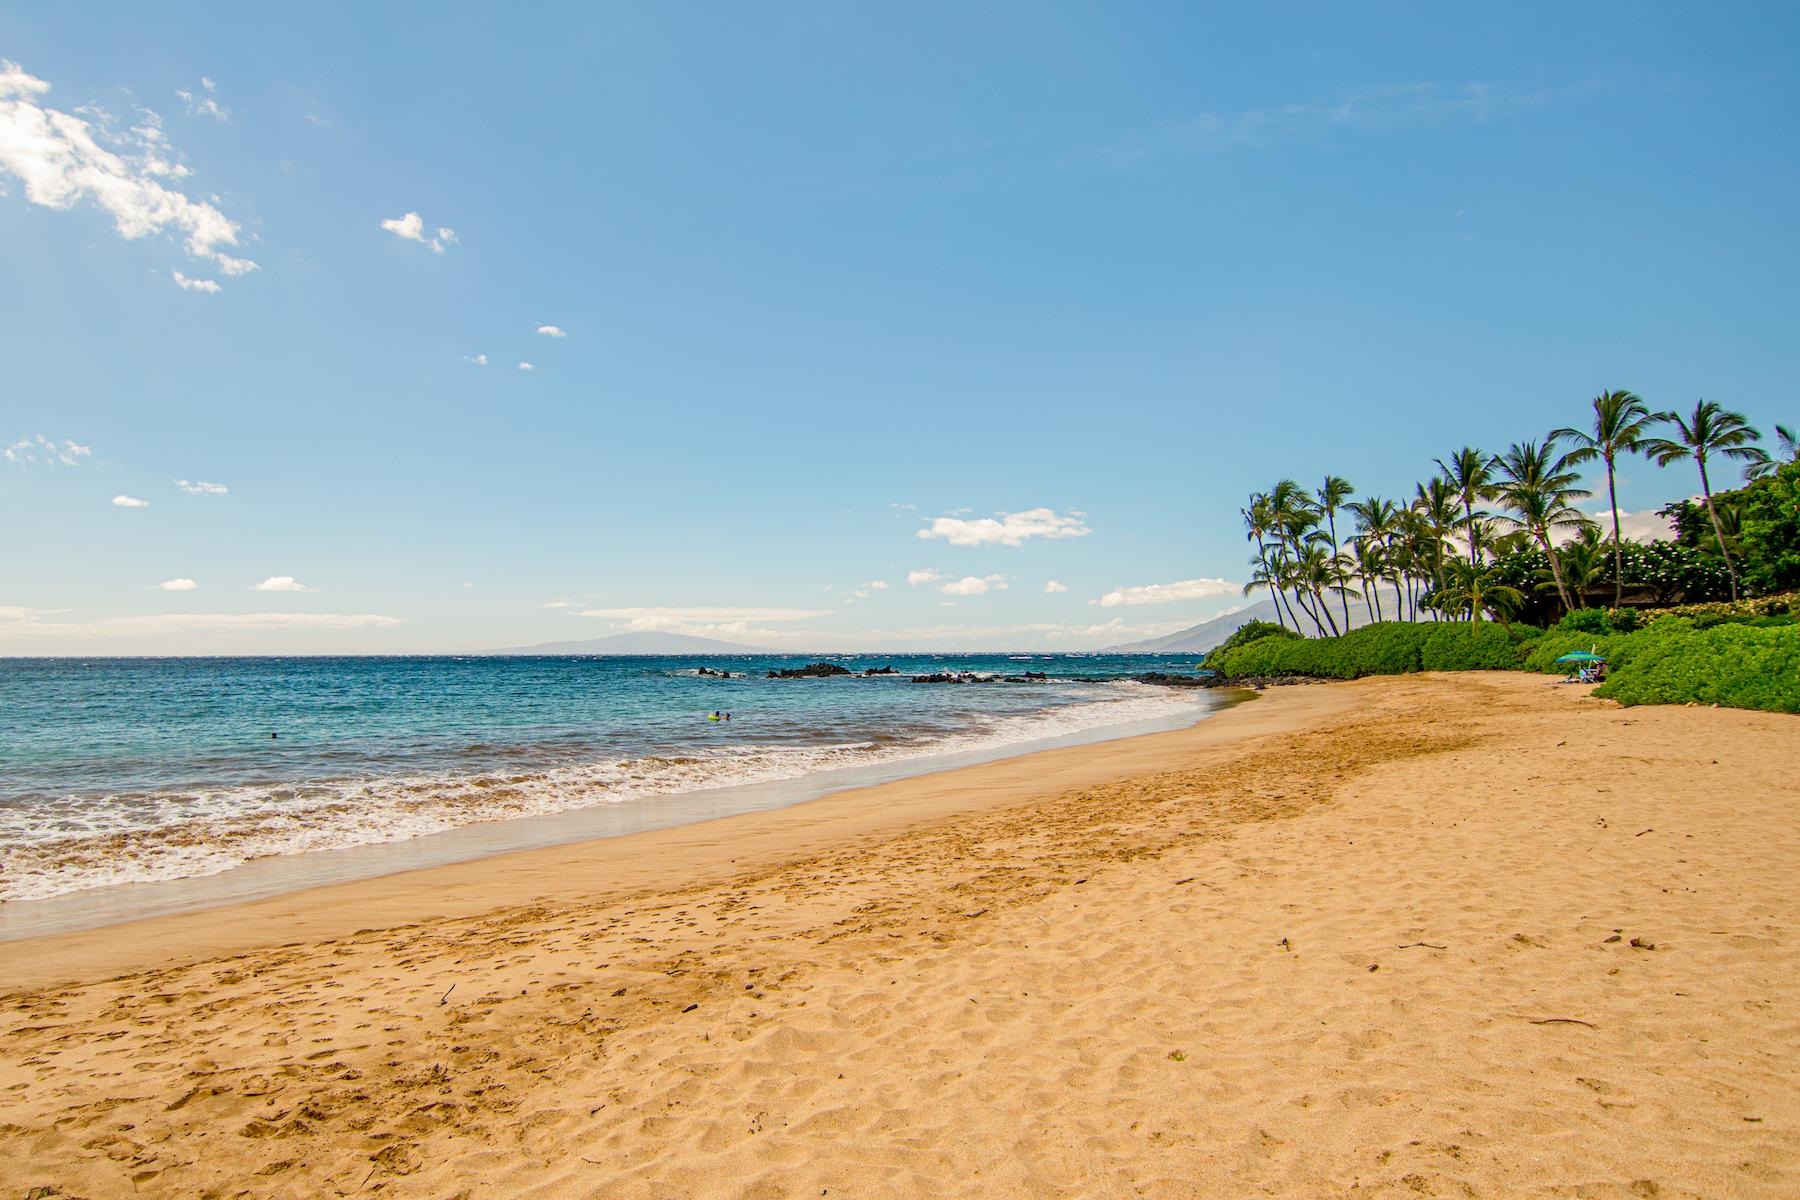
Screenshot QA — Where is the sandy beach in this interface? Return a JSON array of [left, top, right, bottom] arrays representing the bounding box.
[[3, 671, 1796, 1198]]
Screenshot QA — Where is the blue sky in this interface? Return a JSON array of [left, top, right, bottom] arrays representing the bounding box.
[[3, 3, 1796, 653]]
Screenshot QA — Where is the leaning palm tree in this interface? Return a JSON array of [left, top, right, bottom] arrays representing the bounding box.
[[1491, 438, 1594, 612], [1316, 475, 1356, 629], [1434, 447, 1496, 570], [1643, 401, 1764, 600], [1554, 390, 1660, 606]]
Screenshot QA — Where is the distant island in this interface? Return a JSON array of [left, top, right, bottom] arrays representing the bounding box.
[[481, 631, 782, 655]]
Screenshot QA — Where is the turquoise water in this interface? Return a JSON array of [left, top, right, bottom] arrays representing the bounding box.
[[0, 654, 1211, 901]]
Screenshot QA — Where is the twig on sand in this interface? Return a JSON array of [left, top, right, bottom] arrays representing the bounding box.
[[1529, 1017, 1597, 1028], [1396, 942, 1447, 950], [438, 983, 456, 1006]]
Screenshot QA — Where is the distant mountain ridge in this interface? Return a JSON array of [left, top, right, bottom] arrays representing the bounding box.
[[482, 631, 781, 655], [1104, 586, 1407, 654]]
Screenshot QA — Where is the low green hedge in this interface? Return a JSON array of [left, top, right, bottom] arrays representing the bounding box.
[[1593, 623, 1800, 712], [1207, 614, 1799, 713]]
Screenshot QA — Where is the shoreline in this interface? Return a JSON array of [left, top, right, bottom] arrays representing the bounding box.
[[0, 686, 1240, 947], [1, 682, 1297, 992], [5, 671, 1795, 1198]]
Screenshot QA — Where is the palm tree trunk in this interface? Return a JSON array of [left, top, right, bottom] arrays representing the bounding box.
[[1292, 589, 1326, 637], [1538, 529, 1574, 612], [1606, 454, 1625, 608], [1327, 512, 1352, 629], [1698, 459, 1741, 601], [1361, 582, 1374, 624], [1315, 588, 1341, 636]]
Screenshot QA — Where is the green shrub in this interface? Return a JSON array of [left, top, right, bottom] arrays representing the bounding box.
[[1420, 622, 1529, 671], [1594, 623, 1800, 713], [1205, 620, 1300, 661], [1606, 606, 1641, 633], [1557, 608, 1613, 635], [1209, 621, 1434, 679]]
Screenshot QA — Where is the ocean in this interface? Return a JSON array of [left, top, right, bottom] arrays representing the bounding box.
[[0, 653, 1221, 915]]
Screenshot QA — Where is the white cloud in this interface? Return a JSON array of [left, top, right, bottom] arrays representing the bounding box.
[[0, 61, 257, 278], [157, 578, 198, 591], [939, 574, 1009, 597], [906, 568, 942, 586], [174, 479, 227, 494], [1044, 580, 1069, 594], [171, 269, 220, 293], [380, 210, 455, 253], [917, 507, 1091, 547], [517, 361, 534, 371], [176, 77, 227, 122], [1094, 578, 1241, 607], [541, 600, 574, 609], [463, 354, 488, 366], [252, 575, 313, 593], [4, 435, 90, 467], [112, 494, 149, 508], [536, 324, 566, 337], [1581, 507, 1676, 544]]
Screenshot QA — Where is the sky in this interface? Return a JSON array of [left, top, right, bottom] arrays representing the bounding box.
[[3, 3, 1797, 654]]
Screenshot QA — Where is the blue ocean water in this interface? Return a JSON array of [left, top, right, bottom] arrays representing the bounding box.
[[0, 653, 1212, 901]]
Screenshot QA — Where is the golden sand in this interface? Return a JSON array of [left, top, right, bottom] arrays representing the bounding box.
[[2, 672, 1796, 1198]]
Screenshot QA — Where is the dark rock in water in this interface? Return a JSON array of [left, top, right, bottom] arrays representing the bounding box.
[[909, 671, 998, 684], [1002, 672, 1049, 683], [695, 667, 733, 678], [862, 665, 898, 676], [1133, 672, 1213, 688], [767, 662, 853, 679]]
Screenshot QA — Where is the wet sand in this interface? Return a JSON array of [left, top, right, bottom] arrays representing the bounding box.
[[2, 672, 1796, 1198]]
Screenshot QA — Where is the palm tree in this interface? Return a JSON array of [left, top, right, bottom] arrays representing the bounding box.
[[1317, 475, 1356, 629], [1350, 538, 1389, 622], [1554, 390, 1660, 606], [1412, 476, 1461, 615], [1242, 493, 1298, 633], [1434, 447, 1496, 571], [1644, 401, 1764, 600], [1745, 423, 1797, 481], [1491, 438, 1594, 612], [1439, 560, 1525, 630]]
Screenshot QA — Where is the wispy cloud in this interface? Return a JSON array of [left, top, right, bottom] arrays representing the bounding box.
[[1088, 82, 1544, 167], [917, 507, 1090, 547], [0, 61, 257, 278], [842, 580, 890, 603], [112, 494, 149, 508], [4, 435, 90, 467], [380, 210, 456, 253], [463, 353, 488, 366], [174, 479, 227, 494], [157, 578, 197, 591], [578, 606, 832, 633], [517, 361, 534, 371], [252, 575, 313, 593], [536, 324, 566, 338], [1094, 578, 1240, 607], [906, 568, 942, 586], [1044, 580, 1069, 594], [541, 600, 574, 609], [171, 269, 221, 293], [176, 77, 227, 122]]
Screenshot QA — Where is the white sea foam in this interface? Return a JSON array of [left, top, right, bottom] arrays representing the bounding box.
[[0, 685, 1204, 902]]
